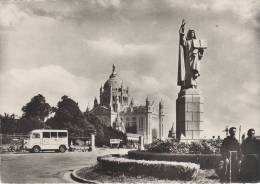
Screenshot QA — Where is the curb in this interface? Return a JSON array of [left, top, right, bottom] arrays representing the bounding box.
[[70, 168, 99, 184]]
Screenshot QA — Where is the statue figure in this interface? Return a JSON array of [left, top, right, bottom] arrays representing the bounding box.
[[177, 19, 207, 89], [112, 64, 116, 73]]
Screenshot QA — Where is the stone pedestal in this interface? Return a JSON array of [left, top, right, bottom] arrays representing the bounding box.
[[176, 88, 203, 140]]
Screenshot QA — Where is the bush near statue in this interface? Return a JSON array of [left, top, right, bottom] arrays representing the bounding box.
[[146, 139, 221, 154]]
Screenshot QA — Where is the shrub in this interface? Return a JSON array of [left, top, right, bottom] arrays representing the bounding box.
[[189, 142, 203, 154], [128, 151, 222, 169], [147, 139, 222, 154], [97, 155, 199, 180]]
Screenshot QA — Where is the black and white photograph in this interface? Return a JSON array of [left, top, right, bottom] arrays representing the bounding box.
[[0, 0, 260, 183]]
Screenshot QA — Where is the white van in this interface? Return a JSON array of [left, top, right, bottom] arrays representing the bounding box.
[[24, 129, 69, 153]]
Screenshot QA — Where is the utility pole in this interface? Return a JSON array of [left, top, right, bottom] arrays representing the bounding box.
[[239, 125, 241, 143]]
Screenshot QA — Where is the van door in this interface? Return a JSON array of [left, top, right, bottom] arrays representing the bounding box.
[[30, 132, 41, 148], [42, 132, 51, 149], [50, 132, 59, 149]]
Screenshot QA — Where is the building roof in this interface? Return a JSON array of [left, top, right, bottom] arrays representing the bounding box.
[[104, 64, 123, 89]]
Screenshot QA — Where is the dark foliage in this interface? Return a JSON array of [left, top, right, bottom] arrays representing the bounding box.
[[1, 94, 52, 134], [21, 94, 51, 121], [46, 95, 95, 137], [147, 139, 222, 154], [86, 113, 127, 147], [16, 117, 45, 133], [0, 113, 18, 134]]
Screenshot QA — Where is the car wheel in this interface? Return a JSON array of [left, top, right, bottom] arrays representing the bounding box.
[[32, 146, 41, 153], [59, 145, 66, 153]]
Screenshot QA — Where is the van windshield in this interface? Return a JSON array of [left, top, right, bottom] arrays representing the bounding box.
[[32, 133, 40, 139]]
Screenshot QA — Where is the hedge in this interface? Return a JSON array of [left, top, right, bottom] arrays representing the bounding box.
[[128, 151, 222, 169], [97, 154, 199, 180], [146, 139, 222, 154]]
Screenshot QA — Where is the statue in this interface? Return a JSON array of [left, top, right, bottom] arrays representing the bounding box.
[[177, 19, 207, 89], [112, 64, 116, 73]]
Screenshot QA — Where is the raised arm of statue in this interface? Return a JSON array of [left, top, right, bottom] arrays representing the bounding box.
[[179, 19, 186, 46], [177, 19, 186, 87]]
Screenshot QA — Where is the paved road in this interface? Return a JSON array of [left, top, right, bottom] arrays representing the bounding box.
[[1, 148, 131, 183]]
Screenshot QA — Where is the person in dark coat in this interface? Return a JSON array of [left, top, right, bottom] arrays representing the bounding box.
[[240, 129, 260, 182], [219, 127, 241, 182]]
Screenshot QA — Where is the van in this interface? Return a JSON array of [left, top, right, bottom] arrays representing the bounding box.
[[24, 129, 68, 153]]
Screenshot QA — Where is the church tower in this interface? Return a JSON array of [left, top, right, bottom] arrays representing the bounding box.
[[159, 100, 164, 139], [146, 97, 153, 143]]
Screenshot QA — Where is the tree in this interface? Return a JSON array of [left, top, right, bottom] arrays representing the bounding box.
[[17, 117, 46, 134], [46, 95, 95, 137], [86, 113, 127, 147], [0, 113, 18, 134], [22, 94, 51, 121]]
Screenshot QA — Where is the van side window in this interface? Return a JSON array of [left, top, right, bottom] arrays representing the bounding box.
[[58, 132, 67, 138], [51, 132, 57, 138], [43, 132, 50, 138], [32, 133, 40, 139]]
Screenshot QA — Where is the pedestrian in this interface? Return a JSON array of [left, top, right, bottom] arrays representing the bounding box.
[[219, 127, 241, 182], [240, 129, 260, 182]]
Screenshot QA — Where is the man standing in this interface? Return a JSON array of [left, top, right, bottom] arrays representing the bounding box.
[[240, 129, 260, 182], [220, 127, 241, 181]]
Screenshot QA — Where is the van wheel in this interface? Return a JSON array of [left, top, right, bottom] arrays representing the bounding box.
[[59, 145, 66, 153], [32, 146, 41, 153]]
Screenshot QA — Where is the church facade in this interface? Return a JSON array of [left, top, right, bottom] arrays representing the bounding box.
[[90, 65, 164, 144]]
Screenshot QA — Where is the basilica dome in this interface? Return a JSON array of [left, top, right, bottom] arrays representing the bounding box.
[[104, 64, 123, 89]]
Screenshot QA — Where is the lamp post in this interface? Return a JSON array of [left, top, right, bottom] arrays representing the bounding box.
[[238, 125, 241, 144]]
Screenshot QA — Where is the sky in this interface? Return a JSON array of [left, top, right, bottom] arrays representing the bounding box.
[[0, 0, 260, 138]]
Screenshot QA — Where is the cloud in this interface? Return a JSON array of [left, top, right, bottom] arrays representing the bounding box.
[[242, 81, 260, 95], [0, 66, 98, 115], [85, 38, 158, 56], [235, 81, 260, 108], [0, 3, 30, 27], [94, 0, 121, 8], [210, 0, 260, 23], [167, 0, 260, 24], [120, 70, 173, 95]]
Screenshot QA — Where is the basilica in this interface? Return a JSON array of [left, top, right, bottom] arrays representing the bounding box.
[[90, 65, 165, 144]]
